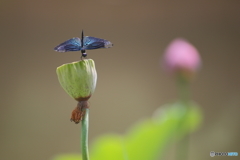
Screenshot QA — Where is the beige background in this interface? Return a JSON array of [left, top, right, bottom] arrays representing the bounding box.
[[0, 0, 240, 160]]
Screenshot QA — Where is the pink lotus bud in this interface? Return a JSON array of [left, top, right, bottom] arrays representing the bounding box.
[[163, 38, 201, 74]]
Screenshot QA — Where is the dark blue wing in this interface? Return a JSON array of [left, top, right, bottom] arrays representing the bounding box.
[[54, 37, 81, 52], [82, 36, 113, 50]]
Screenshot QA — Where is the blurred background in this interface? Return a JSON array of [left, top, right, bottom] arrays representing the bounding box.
[[0, 0, 240, 159]]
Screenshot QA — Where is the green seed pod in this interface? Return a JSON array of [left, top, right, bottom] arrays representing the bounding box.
[[56, 59, 97, 101]]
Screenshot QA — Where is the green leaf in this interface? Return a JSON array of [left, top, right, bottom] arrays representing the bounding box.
[[90, 134, 127, 160], [125, 101, 202, 160], [125, 113, 178, 160]]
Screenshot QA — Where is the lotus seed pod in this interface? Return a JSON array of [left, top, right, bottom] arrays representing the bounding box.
[[56, 59, 97, 101]]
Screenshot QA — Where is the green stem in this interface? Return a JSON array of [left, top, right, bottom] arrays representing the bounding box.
[[176, 73, 191, 160], [176, 73, 190, 103], [81, 108, 89, 160]]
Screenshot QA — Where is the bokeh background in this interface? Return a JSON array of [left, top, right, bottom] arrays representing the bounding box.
[[1, 0, 240, 160]]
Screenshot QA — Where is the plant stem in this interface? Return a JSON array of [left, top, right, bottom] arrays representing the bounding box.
[[177, 73, 190, 103], [176, 73, 190, 160], [81, 107, 89, 160]]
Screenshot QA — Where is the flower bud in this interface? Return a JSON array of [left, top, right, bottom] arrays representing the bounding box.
[[56, 59, 97, 123], [163, 38, 201, 76]]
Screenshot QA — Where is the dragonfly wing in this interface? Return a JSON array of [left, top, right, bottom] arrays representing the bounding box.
[[83, 36, 113, 50], [54, 37, 81, 52]]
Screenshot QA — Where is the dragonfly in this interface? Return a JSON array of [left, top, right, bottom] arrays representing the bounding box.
[[54, 30, 113, 58]]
